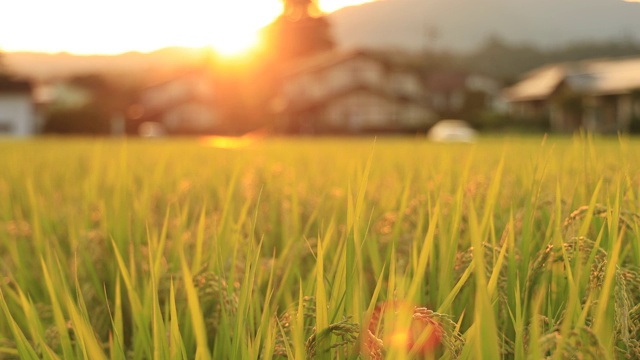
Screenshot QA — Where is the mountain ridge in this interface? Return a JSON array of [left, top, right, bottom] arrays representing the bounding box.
[[328, 0, 640, 52]]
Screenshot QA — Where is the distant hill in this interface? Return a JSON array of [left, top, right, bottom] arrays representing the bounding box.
[[3, 47, 208, 81], [328, 0, 640, 52]]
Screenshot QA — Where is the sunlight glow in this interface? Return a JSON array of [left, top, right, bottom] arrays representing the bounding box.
[[319, 0, 376, 12], [205, 1, 282, 57], [0, 0, 378, 56]]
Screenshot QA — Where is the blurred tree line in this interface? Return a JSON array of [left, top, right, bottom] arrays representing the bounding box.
[[43, 74, 141, 135], [434, 34, 640, 83]]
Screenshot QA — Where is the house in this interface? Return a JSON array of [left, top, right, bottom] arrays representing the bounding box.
[[0, 75, 37, 136], [504, 57, 640, 133], [272, 50, 435, 134], [127, 69, 219, 135]]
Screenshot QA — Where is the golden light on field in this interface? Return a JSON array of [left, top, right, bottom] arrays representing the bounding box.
[[199, 128, 267, 148], [0, 0, 378, 57]]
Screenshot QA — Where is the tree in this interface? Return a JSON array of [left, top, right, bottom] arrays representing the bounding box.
[[43, 74, 140, 135], [461, 35, 640, 83], [261, 0, 334, 64]]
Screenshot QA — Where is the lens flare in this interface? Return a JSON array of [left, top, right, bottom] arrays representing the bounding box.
[[365, 301, 443, 357]]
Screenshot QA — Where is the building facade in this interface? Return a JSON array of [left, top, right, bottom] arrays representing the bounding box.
[[0, 76, 36, 136]]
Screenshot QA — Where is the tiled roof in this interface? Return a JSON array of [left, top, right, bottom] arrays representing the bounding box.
[[578, 57, 640, 95], [503, 65, 565, 101]]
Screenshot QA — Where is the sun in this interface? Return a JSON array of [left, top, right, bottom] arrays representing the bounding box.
[[204, 1, 284, 57], [210, 31, 260, 58]]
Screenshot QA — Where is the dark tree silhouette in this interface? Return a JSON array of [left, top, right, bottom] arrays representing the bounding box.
[[283, 0, 320, 19], [44, 74, 140, 135], [262, 0, 334, 64], [461, 35, 640, 83]]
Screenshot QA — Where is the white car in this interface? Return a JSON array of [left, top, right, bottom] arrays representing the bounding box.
[[427, 119, 477, 143], [138, 122, 167, 138]]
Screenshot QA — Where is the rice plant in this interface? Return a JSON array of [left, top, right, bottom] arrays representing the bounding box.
[[0, 134, 639, 359]]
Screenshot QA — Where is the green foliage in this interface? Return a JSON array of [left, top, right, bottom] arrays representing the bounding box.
[[42, 74, 140, 135], [458, 35, 640, 82], [44, 105, 112, 135], [0, 135, 639, 359]]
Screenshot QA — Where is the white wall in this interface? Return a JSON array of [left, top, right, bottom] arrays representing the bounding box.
[[0, 94, 35, 136]]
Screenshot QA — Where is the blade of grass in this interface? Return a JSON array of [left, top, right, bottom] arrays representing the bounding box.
[[468, 202, 502, 359], [0, 288, 40, 360], [179, 248, 211, 360]]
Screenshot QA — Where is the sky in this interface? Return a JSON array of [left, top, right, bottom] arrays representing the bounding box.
[[0, 0, 376, 56]]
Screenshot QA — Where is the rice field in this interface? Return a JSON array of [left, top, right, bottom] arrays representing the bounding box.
[[0, 135, 639, 359]]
